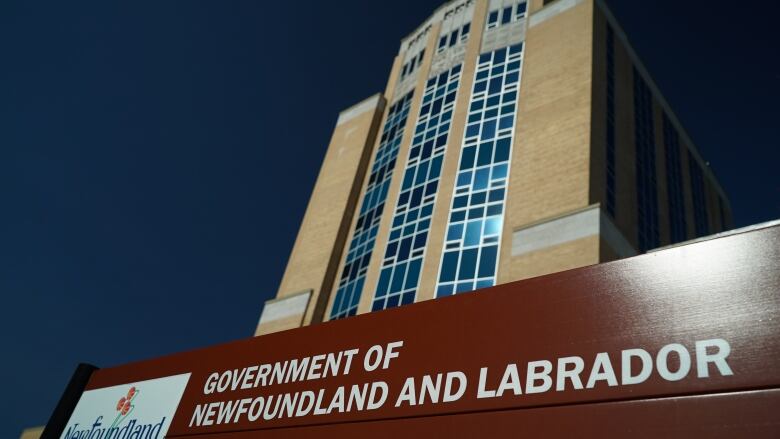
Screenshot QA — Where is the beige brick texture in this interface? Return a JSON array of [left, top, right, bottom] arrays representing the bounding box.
[[508, 235, 600, 281], [498, 0, 595, 284]]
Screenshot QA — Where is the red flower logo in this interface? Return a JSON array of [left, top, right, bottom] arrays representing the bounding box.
[[109, 386, 140, 430]]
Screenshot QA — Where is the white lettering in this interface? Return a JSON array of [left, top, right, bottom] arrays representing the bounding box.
[[657, 343, 691, 381], [622, 348, 652, 385], [526, 360, 553, 394], [695, 338, 733, 378]]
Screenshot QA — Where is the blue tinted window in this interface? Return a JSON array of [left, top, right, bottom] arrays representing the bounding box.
[[373, 64, 463, 311], [516, 2, 527, 18], [461, 146, 476, 170], [330, 92, 414, 320], [488, 11, 499, 26], [478, 245, 498, 278], [459, 249, 478, 280], [501, 7, 512, 24], [435, 45, 523, 298], [663, 113, 686, 243], [484, 217, 502, 236], [689, 150, 709, 238], [440, 251, 459, 282], [633, 68, 660, 251]]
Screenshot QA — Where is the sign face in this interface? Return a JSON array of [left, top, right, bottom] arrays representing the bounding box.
[[60, 374, 190, 439], [73, 226, 780, 437]]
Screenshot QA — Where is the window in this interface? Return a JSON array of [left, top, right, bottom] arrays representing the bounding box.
[[633, 68, 660, 252], [461, 23, 471, 42], [448, 29, 459, 47], [663, 113, 687, 244], [605, 25, 616, 217], [437, 23, 472, 54], [486, 2, 528, 31], [515, 2, 527, 19], [501, 7, 512, 24], [400, 49, 426, 80], [435, 43, 524, 298], [329, 92, 414, 320], [689, 151, 709, 238], [372, 64, 463, 312], [487, 11, 499, 29]]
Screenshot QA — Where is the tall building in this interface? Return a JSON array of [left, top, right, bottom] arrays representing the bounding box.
[[255, 0, 732, 336]]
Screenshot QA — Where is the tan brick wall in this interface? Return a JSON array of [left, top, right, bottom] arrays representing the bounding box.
[[19, 427, 43, 439], [258, 95, 385, 334], [256, 314, 305, 336], [507, 235, 600, 281], [498, 0, 596, 283], [528, 0, 547, 14]]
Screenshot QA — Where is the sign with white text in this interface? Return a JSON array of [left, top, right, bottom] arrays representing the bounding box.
[[66, 225, 780, 437]]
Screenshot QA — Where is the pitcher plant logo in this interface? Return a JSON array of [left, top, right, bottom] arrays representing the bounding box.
[[62, 385, 168, 439], [61, 373, 190, 439], [110, 386, 138, 430]]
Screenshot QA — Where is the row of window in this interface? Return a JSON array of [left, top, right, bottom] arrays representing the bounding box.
[[437, 22, 471, 53], [329, 93, 414, 320], [400, 49, 426, 81], [605, 26, 617, 218], [436, 44, 524, 298], [486, 1, 527, 30], [689, 150, 710, 238], [372, 64, 464, 311], [663, 113, 687, 244], [633, 67, 660, 252]]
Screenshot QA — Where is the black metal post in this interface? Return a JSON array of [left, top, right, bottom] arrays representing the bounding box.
[[40, 363, 98, 439]]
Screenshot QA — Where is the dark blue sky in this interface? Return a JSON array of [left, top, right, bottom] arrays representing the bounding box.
[[1, 1, 778, 436]]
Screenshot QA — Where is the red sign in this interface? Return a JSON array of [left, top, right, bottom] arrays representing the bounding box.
[[79, 225, 780, 437]]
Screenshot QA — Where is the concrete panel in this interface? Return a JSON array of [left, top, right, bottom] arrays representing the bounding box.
[[508, 234, 600, 281], [511, 204, 635, 259], [336, 95, 384, 126], [256, 290, 311, 336], [529, 0, 586, 27]]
